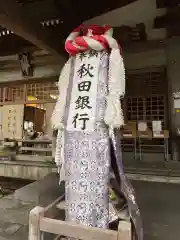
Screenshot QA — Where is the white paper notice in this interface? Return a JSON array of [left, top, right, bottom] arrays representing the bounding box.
[[153, 120, 163, 137], [173, 92, 180, 109], [152, 120, 162, 133], [67, 52, 100, 132], [138, 121, 147, 132]]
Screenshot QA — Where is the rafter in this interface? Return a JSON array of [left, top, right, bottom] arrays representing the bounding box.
[[16, 0, 44, 5], [0, 0, 139, 58], [0, 0, 66, 59]]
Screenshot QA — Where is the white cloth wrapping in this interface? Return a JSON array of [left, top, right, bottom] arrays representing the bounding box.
[[51, 58, 72, 176], [104, 48, 125, 128], [51, 58, 72, 130], [65, 51, 110, 228], [54, 129, 65, 183]]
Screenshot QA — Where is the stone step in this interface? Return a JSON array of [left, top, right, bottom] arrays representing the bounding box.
[[0, 160, 56, 180]]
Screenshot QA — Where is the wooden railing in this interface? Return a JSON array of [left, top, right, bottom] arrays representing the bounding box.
[[0, 139, 53, 162], [17, 139, 53, 162]]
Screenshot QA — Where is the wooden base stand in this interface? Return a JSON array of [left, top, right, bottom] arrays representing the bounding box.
[[28, 195, 132, 240]]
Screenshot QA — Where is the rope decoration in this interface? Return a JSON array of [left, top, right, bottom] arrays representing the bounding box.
[[65, 24, 120, 55]]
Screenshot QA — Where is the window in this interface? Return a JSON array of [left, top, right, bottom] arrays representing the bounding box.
[[0, 80, 58, 104], [125, 67, 168, 127], [127, 96, 166, 122], [26, 82, 58, 101]]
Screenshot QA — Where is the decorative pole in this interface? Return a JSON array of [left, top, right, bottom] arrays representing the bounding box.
[[52, 25, 143, 239]]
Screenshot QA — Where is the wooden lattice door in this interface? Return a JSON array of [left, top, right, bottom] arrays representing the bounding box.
[[125, 67, 168, 128]]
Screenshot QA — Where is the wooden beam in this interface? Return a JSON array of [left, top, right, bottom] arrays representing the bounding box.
[[114, 23, 147, 44], [154, 6, 180, 37], [156, 0, 179, 8], [123, 39, 166, 54], [0, 0, 66, 59], [54, 0, 138, 28]]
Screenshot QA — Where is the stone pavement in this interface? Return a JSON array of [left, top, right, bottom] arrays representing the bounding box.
[[0, 195, 35, 240], [124, 159, 180, 178], [0, 173, 63, 240], [0, 173, 179, 239], [132, 180, 180, 240]]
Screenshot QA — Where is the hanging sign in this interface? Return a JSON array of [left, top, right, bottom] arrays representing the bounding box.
[[173, 92, 180, 109], [67, 52, 100, 132], [18, 52, 34, 77]]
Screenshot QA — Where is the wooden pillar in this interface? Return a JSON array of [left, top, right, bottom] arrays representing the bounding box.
[[29, 206, 44, 240], [118, 221, 132, 240], [166, 39, 180, 160]]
